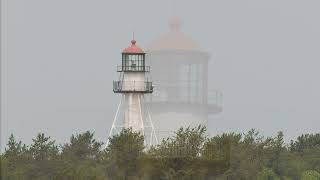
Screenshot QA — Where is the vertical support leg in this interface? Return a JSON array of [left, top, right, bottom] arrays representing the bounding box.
[[143, 96, 159, 146], [138, 95, 148, 146], [106, 95, 123, 148], [138, 95, 144, 134], [147, 108, 158, 145]]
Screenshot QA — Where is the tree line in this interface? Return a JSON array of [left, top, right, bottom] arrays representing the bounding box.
[[1, 126, 320, 180]]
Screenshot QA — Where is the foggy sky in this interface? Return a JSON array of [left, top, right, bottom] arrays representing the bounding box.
[[1, 0, 320, 151]]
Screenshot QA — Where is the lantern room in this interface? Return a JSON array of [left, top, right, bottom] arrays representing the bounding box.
[[119, 40, 149, 72]]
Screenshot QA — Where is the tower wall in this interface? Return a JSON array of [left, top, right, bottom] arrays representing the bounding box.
[[124, 94, 144, 132], [122, 72, 146, 91]]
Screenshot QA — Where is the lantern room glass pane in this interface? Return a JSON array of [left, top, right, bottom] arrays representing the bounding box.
[[122, 54, 145, 71]]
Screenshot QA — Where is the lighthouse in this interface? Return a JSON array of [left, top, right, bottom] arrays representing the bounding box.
[[109, 39, 158, 147]]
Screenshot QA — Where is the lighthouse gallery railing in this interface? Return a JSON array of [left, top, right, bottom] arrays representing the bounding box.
[[113, 81, 153, 93], [117, 66, 150, 72]]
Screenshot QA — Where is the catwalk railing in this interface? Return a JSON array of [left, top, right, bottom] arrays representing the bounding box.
[[113, 81, 153, 93], [117, 66, 150, 72]]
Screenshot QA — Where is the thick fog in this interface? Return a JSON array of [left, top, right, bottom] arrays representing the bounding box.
[[1, 0, 320, 151]]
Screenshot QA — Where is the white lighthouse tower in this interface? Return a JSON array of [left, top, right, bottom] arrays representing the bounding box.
[[109, 39, 158, 147]]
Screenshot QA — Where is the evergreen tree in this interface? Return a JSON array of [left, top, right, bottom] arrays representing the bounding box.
[[301, 170, 320, 180], [290, 134, 320, 152], [29, 133, 58, 161], [105, 128, 144, 179], [62, 131, 103, 160], [257, 167, 280, 180], [4, 134, 24, 158]]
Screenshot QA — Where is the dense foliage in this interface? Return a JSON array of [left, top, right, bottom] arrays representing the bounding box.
[[1, 126, 319, 180]]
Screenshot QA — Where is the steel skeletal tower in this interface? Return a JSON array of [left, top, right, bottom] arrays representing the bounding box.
[[109, 39, 158, 147]]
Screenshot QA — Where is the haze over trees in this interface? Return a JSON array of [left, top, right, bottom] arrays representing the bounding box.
[[1, 126, 319, 180]]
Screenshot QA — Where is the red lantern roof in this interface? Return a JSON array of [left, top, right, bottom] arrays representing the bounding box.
[[122, 40, 144, 54]]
